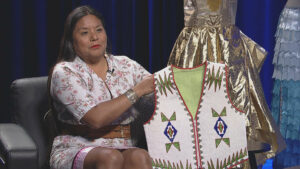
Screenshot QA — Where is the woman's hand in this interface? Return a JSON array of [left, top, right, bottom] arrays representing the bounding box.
[[133, 75, 154, 98]]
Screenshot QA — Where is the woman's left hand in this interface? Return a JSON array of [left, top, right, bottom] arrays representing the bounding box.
[[133, 75, 154, 97]]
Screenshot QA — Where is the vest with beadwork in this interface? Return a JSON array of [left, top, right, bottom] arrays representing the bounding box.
[[144, 62, 248, 169]]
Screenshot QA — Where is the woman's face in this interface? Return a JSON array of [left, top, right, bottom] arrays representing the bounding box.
[[72, 14, 107, 63]]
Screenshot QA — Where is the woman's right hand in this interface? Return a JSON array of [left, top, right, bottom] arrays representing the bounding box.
[[133, 75, 154, 98]]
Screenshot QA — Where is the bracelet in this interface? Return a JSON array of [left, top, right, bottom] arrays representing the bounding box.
[[124, 89, 139, 104]]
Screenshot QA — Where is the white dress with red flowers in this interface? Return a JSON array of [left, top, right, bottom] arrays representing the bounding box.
[[49, 55, 149, 169]]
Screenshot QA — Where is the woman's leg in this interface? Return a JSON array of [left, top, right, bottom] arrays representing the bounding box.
[[83, 147, 124, 169], [122, 148, 152, 169]]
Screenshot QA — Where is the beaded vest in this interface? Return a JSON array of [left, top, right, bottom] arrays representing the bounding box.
[[144, 62, 248, 169]]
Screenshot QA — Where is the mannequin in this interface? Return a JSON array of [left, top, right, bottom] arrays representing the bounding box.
[[271, 0, 300, 168], [168, 0, 286, 166]]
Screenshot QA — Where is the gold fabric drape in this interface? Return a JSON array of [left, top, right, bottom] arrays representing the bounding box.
[[168, 0, 286, 167]]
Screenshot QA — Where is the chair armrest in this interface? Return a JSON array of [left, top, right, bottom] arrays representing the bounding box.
[[0, 123, 38, 169]]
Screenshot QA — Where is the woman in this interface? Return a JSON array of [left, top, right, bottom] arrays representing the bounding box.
[[49, 5, 153, 169]]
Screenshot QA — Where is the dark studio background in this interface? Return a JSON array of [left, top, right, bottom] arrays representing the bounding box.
[[0, 0, 287, 125]]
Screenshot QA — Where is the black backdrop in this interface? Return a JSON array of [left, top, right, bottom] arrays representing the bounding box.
[[0, 0, 286, 122]]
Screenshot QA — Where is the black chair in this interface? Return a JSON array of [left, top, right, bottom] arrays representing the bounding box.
[[0, 77, 49, 169], [0, 76, 150, 169]]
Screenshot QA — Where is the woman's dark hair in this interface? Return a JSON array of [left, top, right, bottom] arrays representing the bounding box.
[[58, 5, 106, 62]]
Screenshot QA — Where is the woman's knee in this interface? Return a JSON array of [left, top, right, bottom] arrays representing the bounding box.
[[123, 148, 152, 167], [84, 147, 124, 169], [101, 149, 124, 165]]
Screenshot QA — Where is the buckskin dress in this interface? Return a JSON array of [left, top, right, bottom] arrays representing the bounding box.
[[167, 0, 286, 165]]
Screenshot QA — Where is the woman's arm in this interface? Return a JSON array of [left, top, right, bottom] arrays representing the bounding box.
[[81, 75, 154, 129], [51, 58, 154, 129]]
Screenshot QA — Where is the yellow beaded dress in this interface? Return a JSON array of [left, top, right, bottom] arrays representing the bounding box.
[[168, 0, 286, 166]]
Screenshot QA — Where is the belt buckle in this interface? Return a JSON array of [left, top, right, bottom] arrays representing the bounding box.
[[120, 125, 124, 138]]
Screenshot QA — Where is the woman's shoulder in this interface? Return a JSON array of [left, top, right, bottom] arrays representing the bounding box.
[[52, 62, 87, 82], [52, 58, 84, 74], [53, 61, 73, 74], [109, 54, 140, 68], [109, 54, 134, 63]]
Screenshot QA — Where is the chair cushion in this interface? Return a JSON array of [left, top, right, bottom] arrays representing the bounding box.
[[0, 123, 38, 169]]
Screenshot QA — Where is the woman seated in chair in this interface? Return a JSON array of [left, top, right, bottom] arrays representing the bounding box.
[[48, 5, 153, 169]]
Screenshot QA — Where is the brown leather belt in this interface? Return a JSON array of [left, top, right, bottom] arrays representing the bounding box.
[[59, 123, 131, 139]]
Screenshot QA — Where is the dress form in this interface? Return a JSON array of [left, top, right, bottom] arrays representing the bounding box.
[[168, 0, 286, 166], [271, 0, 300, 168]]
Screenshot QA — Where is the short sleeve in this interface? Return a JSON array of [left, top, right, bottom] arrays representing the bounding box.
[[50, 64, 97, 122], [240, 31, 268, 72]]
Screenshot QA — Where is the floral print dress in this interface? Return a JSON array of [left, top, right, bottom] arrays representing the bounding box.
[[49, 55, 150, 169]]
